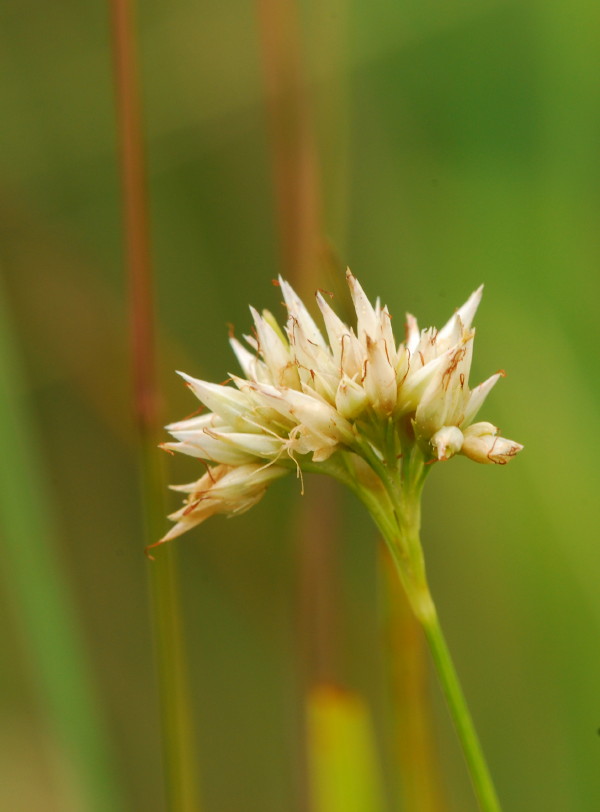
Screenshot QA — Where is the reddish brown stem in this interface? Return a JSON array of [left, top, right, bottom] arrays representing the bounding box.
[[108, 2, 199, 810], [109, 0, 158, 432], [256, 0, 323, 287], [255, 6, 339, 812]]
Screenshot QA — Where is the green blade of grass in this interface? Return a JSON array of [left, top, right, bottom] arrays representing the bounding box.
[[0, 278, 124, 812]]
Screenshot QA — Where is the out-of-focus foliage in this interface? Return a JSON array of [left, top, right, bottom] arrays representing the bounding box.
[[1, 0, 599, 810]]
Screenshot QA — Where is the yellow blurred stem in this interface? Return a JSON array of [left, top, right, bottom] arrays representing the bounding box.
[[307, 684, 386, 812], [380, 546, 447, 812]]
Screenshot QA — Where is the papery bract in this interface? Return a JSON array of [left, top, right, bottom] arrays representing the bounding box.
[[159, 271, 523, 544]]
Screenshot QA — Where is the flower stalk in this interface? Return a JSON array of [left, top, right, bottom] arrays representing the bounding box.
[[356, 446, 501, 811], [157, 272, 522, 809], [422, 607, 501, 812]]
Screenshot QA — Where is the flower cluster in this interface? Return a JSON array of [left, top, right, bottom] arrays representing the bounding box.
[[158, 272, 522, 544]]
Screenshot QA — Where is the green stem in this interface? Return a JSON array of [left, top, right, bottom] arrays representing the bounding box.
[[420, 606, 501, 812], [387, 542, 501, 812], [140, 435, 200, 812], [356, 450, 502, 812], [309, 446, 501, 809], [0, 275, 124, 811]]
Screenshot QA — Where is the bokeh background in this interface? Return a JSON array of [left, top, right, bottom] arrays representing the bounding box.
[[1, 0, 599, 810]]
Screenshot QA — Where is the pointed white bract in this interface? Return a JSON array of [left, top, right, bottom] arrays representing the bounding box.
[[153, 464, 288, 547], [161, 273, 522, 542]]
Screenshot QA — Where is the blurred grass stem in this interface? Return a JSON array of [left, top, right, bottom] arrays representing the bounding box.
[[255, 3, 338, 810], [255, 0, 322, 282], [109, 0, 200, 809], [380, 548, 446, 811]]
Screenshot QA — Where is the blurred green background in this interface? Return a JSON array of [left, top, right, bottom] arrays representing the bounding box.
[[1, 0, 600, 810]]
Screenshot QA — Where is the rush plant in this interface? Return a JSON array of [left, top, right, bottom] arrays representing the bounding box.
[[155, 271, 523, 811]]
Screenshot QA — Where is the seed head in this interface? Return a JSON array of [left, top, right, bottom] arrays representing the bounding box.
[[157, 272, 523, 545]]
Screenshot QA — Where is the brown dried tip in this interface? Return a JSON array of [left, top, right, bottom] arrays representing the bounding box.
[[497, 369, 507, 378], [317, 288, 334, 298], [271, 278, 280, 287], [144, 538, 166, 560], [182, 405, 205, 421], [226, 321, 235, 338], [158, 443, 175, 455], [183, 498, 202, 516], [198, 459, 216, 482]]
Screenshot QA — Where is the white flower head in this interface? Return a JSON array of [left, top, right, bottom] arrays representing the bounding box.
[[158, 272, 523, 546]]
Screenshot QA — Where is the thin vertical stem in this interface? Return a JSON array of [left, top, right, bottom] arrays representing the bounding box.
[[255, 0, 323, 284], [109, 0, 156, 434], [360, 478, 502, 811], [370, 494, 502, 812], [108, 1, 200, 809], [421, 610, 501, 812]]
